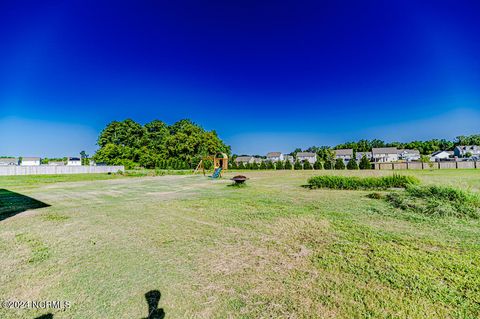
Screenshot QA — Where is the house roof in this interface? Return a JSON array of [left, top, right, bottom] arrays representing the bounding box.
[[356, 152, 371, 158], [372, 147, 398, 155], [0, 158, 17, 163], [296, 152, 316, 157], [455, 145, 479, 151], [334, 149, 353, 156], [68, 157, 81, 161], [266, 152, 282, 157], [22, 157, 41, 161], [235, 156, 253, 162], [398, 149, 420, 155]]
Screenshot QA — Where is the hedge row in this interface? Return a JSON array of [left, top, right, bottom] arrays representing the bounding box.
[[307, 174, 420, 190]]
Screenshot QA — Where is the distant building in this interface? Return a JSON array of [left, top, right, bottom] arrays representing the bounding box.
[[48, 161, 65, 166], [266, 152, 284, 162], [356, 152, 372, 161], [235, 156, 254, 165], [252, 157, 263, 164], [284, 155, 295, 163], [67, 157, 82, 166], [454, 145, 480, 158], [296, 152, 317, 164], [0, 158, 18, 166], [372, 148, 398, 162], [397, 149, 421, 162], [430, 150, 453, 162], [20, 157, 41, 166], [334, 149, 353, 162]]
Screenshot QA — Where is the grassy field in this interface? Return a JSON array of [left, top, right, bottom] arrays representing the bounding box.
[[1, 169, 480, 318]]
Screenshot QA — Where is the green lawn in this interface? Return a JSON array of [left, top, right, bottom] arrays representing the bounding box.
[[1, 170, 480, 318]]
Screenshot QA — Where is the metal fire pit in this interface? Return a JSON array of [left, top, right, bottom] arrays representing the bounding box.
[[231, 175, 248, 184]]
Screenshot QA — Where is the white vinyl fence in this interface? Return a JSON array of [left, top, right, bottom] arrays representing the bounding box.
[[0, 166, 124, 176]]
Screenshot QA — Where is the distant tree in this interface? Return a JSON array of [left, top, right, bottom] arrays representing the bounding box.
[[259, 161, 267, 170], [238, 162, 245, 169], [266, 161, 275, 169], [334, 158, 345, 170], [294, 160, 303, 170], [303, 161, 313, 170], [465, 152, 473, 158], [284, 160, 293, 170], [251, 162, 259, 170], [346, 158, 358, 170], [420, 155, 430, 163], [359, 155, 372, 170], [313, 161, 323, 170]]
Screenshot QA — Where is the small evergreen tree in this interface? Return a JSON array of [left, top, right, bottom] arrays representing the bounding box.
[[284, 160, 293, 170], [238, 162, 245, 169], [324, 161, 333, 170], [275, 160, 284, 170], [359, 155, 372, 170], [251, 162, 259, 170], [303, 160, 313, 170], [294, 160, 303, 170], [313, 161, 323, 170], [259, 161, 267, 170], [266, 161, 274, 169], [334, 158, 345, 170], [346, 158, 358, 170]]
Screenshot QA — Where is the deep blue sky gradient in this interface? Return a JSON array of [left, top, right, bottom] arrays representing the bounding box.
[[1, 1, 479, 156]]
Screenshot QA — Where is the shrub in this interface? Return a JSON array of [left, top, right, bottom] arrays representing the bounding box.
[[359, 155, 372, 170], [231, 161, 238, 169], [386, 185, 480, 219], [313, 161, 323, 170], [323, 161, 333, 170], [276, 160, 284, 170], [266, 161, 275, 169], [294, 160, 303, 170], [307, 174, 420, 190], [284, 160, 293, 170], [259, 161, 267, 170], [334, 158, 345, 170], [303, 161, 313, 170], [251, 162, 259, 170], [346, 158, 358, 170]]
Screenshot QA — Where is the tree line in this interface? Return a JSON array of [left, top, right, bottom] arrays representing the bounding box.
[[230, 156, 372, 170], [93, 119, 230, 169]]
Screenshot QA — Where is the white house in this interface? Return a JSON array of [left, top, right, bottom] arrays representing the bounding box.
[[334, 149, 353, 162], [430, 150, 453, 162], [397, 149, 421, 161], [356, 152, 372, 161], [296, 152, 317, 164], [67, 157, 82, 166], [21, 157, 41, 166], [235, 156, 256, 165], [49, 161, 65, 166], [454, 145, 480, 158], [266, 152, 284, 162], [284, 155, 294, 163], [0, 158, 18, 166], [372, 148, 398, 162]]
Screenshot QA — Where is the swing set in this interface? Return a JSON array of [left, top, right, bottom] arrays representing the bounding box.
[[193, 153, 229, 178]]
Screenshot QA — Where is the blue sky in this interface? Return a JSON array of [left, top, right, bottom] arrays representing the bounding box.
[[1, 0, 479, 157]]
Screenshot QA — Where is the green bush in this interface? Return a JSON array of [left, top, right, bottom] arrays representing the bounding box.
[[313, 161, 323, 170], [284, 160, 293, 170], [276, 160, 284, 170], [359, 155, 372, 170], [238, 162, 245, 169], [324, 161, 333, 170], [386, 185, 480, 219], [294, 160, 303, 170], [251, 162, 259, 170], [307, 174, 420, 190], [346, 158, 358, 170], [259, 161, 267, 170], [266, 161, 275, 169], [303, 161, 313, 170], [334, 158, 345, 170]]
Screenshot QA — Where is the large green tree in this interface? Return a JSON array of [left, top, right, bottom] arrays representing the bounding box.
[[93, 119, 230, 169]]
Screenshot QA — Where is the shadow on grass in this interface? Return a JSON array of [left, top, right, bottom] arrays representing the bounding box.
[[0, 189, 50, 222], [34, 314, 53, 319], [143, 290, 165, 319]]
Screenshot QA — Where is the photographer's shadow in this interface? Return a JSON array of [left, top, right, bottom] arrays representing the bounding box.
[[143, 290, 165, 319]]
